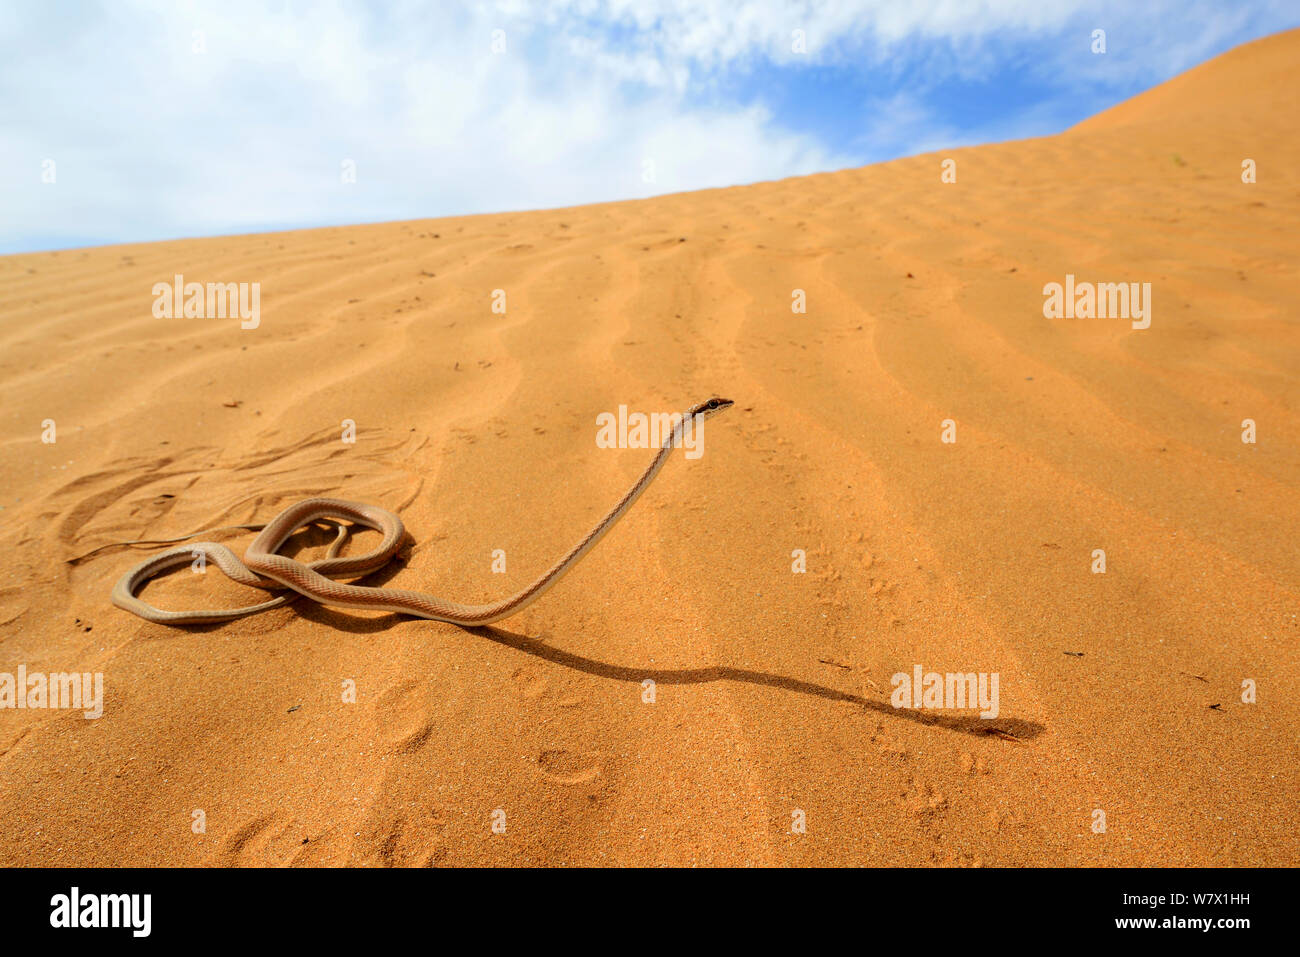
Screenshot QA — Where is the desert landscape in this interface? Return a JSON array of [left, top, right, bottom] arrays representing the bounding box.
[[0, 28, 1296, 867]]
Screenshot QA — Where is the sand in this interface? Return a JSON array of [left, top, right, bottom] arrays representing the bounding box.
[[0, 28, 1296, 867]]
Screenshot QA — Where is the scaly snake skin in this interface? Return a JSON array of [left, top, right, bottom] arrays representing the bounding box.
[[110, 398, 733, 626]]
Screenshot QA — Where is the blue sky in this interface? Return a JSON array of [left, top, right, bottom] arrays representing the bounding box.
[[1, 0, 1295, 254]]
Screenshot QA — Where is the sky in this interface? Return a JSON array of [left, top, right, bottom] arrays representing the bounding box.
[[1, 0, 1296, 254]]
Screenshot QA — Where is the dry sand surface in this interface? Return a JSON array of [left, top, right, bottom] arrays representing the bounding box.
[[0, 29, 1296, 867]]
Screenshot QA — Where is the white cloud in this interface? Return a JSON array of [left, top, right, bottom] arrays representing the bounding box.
[[0, 0, 857, 250]]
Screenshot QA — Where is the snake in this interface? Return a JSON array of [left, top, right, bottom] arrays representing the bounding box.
[[107, 397, 733, 626]]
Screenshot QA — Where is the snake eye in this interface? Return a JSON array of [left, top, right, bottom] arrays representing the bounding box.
[[706, 399, 718, 409]]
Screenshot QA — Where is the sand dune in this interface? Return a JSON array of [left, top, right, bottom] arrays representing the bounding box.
[[0, 29, 1296, 866]]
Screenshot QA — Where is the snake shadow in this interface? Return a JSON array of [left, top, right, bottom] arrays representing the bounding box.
[[466, 624, 1045, 742], [298, 595, 1044, 742], [133, 526, 1043, 742]]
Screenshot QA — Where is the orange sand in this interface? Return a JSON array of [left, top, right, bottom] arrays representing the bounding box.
[[0, 29, 1296, 866]]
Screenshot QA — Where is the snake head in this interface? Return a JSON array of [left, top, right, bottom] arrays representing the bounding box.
[[689, 396, 734, 420]]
